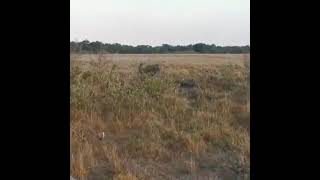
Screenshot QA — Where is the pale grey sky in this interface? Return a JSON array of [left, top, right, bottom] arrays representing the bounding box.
[[70, 0, 250, 46]]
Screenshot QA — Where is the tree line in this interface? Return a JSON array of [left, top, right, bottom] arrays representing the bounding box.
[[70, 40, 250, 54]]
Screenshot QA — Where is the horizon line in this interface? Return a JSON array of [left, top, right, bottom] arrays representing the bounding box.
[[70, 40, 250, 47]]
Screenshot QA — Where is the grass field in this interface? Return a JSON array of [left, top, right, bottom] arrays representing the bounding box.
[[70, 54, 250, 180]]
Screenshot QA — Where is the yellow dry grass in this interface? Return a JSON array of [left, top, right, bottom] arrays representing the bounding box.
[[70, 54, 250, 180]]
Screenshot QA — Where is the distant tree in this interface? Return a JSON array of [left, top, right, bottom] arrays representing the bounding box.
[[159, 44, 169, 53], [193, 43, 211, 53], [70, 40, 250, 54]]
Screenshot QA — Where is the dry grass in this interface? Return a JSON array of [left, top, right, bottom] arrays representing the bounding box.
[[70, 54, 250, 180]]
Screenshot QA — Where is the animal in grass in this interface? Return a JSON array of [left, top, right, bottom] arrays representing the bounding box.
[[98, 131, 105, 140], [138, 63, 160, 76]]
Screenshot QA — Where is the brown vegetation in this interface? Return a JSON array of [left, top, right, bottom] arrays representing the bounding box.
[[71, 54, 250, 180]]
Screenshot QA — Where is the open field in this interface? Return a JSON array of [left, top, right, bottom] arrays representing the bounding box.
[[71, 54, 250, 180], [72, 54, 248, 66]]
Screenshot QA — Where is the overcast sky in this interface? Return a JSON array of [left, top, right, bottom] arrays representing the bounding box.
[[70, 0, 250, 46]]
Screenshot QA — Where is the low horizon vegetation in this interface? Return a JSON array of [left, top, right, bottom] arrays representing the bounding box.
[[70, 41, 250, 54]]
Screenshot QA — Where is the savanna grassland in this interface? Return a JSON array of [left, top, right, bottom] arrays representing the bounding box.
[[71, 54, 250, 180]]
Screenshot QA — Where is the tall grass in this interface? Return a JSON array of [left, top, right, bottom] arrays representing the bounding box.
[[71, 55, 250, 180]]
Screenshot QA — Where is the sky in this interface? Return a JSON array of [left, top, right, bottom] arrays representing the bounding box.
[[70, 0, 250, 46]]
